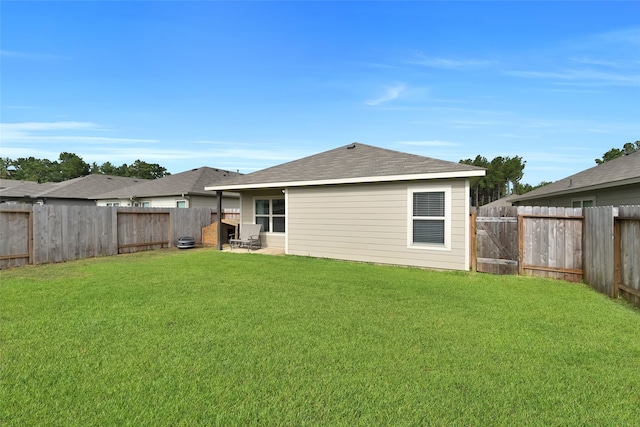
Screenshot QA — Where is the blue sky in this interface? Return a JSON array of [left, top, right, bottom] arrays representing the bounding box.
[[1, 1, 639, 185]]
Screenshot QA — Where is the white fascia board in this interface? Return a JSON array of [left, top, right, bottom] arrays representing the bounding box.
[[204, 169, 486, 192]]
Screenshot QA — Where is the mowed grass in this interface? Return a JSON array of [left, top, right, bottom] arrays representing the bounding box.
[[1, 249, 639, 426]]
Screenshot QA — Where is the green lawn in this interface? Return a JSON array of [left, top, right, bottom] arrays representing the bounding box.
[[1, 249, 639, 426]]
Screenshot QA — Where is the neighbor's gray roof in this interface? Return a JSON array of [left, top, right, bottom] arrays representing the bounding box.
[[0, 175, 145, 200], [96, 166, 242, 199], [0, 179, 55, 198], [40, 174, 149, 199], [513, 150, 640, 202], [205, 143, 485, 190]]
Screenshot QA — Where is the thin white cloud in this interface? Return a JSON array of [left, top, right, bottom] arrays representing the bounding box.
[[506, 26, 640, 87], [0, 147, 62, 159], [366, 84, 407, 106], [506, 68, 639, 86], [1, 105, 38, 110], [408, 55, 492, 70], [449, 119, 504, 128], [2, 121, 97, 132], [491, 133, 540, 139], [396, 140, 459, 147], [593, 27, 640, 46], [11, 136, 159, 144], [78, 146, 310, 175], [192, 140, 234, 145], [0, 121, 157, 144], [0, 49, 65, 60], [569, 57, 624, 68]]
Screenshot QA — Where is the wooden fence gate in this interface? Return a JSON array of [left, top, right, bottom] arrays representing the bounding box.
[[471, 206, 584, 282], [472, 206, 519, 274]]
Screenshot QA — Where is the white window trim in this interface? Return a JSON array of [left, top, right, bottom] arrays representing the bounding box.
[[253, 196, 286, 234], [571, 196, 596, 208], [407, 185, 452, 251], [176, 200, 187, 208]]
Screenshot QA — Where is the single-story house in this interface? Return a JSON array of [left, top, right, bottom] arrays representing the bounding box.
[[205, 143, 485, 270], [0, 175, 148, 206], [512, 150, 640, 207], [96, 166, 242, 209]]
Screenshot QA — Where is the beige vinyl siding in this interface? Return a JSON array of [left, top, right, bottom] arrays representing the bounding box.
[[286, 179, 469, 270]]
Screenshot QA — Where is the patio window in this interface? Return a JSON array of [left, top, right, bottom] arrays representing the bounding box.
[[255, 198, 285, 233], [408, 187, 451, 250]]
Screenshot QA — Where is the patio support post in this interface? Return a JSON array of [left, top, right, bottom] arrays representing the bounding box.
[[216, 191, 223, 250]]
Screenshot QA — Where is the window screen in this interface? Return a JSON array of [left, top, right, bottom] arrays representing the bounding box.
[[412, 191, 446, 245]]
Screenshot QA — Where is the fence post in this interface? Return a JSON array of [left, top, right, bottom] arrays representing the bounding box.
[[517, 211, 524, 276], [613, 217, 621, 299], [216, 191, 223, 251], [470, 209, 477, 272], [28, 210, 34, 265]]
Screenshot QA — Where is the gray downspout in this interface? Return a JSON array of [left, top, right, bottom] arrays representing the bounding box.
[[216, 191, 223, 250]]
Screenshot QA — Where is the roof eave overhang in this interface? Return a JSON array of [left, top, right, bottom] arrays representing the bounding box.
[[514, 176, 640, 202], [204, 170, 486, 192], [94, 190, 241, 200]]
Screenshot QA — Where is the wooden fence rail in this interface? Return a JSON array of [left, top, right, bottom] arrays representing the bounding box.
[[0, 204, 234, 269]]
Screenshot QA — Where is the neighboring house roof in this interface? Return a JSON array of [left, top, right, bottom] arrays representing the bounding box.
[[39, 174, 149, 199], [1, 175, 144, 200], [513, 150, 640, 203], [0, 179, 55, 198], [96, 166, 242, 199], [0, 179, 39, 189], [481, 194, 519, 208], [205, 143, 485, 191]]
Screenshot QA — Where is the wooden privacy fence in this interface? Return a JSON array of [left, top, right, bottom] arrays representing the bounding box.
[[0, 204, 235, 269], [472, 205, 640, 307]]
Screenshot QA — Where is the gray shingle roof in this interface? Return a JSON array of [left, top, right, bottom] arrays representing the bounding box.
[[0, 179, 55, 198], [513, 150, 640, 202], [40, 175, 149, 198], [96, 166, 242, 199], [205, 143, 485, 190]]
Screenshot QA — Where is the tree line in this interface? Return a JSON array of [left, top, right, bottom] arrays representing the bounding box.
[[461, 140, 639, 206], [0, 153, 170, 182], [594, 141, 639, 164], [459, 155, 541, 207]]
